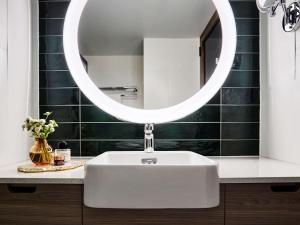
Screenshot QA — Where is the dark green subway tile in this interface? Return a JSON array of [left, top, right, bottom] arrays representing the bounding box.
[[81, 140, 220, 156], [39, 36, 63, 53], [38, 0, 260, 157], [81, 141, 103, 156], [222, 106, 260, 122], [236, 19, 259, 35], [81, 140, 144, 156], [40, 71, 77, 88], [178, 106, 220, 122], [48, 140, 80, 156], [207, 91, 220, 105], [81, 123, 144, 139], [156, 123, 220, 140], [40, 88, 79, 105], [39, 19, 64, 35], [221, 140, 259, 156], [222, 123, 259, 139], [81, 106, 121, 122], [81, 92, 93, 105], [222, 88, 260, 105], [230, 1, 259, 18], [155, 140, 220, 156], [232, 54, 259, 71], [81, 123, 220, 140], [101, 140, 144, 151], [223, 71, 260, 87], [48, 123, 80, 140], [237, 36, 259, 53], [40, 106, 79, 122], [39, 2, 70, 18], [39, 54, 68, 70]]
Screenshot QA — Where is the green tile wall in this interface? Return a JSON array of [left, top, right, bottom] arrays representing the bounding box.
[[39, 0, 260, 156]]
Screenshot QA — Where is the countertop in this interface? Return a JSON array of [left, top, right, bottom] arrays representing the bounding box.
[[1, 156, 300, 184]]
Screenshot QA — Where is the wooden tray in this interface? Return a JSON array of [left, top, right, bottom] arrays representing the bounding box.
[[17, 160, 85, 173]]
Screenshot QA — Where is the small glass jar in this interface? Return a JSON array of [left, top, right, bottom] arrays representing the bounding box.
[[55, 149, 71, 162], [54, 150, 65, 166]]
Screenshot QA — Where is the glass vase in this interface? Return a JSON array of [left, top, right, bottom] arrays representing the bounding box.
[[29, 139, 53, 165]]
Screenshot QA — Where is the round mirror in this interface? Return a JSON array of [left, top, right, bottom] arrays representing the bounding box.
[[64, 0, 236, 124]]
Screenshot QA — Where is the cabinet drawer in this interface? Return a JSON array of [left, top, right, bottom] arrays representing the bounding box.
[[0, 184, 82, 225], [226, 183, 300, 225], [83, 185, 225, 225]]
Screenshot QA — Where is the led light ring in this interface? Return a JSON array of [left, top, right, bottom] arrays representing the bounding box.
[[63, 0, 236, 124]]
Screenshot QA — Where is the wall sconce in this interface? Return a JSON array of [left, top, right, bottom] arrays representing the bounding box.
[[257, 0, 300, 32]]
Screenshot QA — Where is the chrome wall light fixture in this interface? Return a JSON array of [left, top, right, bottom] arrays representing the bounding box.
[[257, 0, 300, 32]]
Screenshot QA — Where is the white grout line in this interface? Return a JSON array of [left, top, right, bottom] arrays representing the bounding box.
[[38, 34, 261, 38], [54, 122, 260, 124], [39, 18, 65, 20], [78, 90, 82, 156], [39, 52, 260, 55], [39, 87, 260, 90], [235, 18, 260, 20], [40, 69, 69, 71], [48, 139, 260, 142], [40, 104, 261, 107], [39, 69, 261, 72], [220, 86, 223, 155]]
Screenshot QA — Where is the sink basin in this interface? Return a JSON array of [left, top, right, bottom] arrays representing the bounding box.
[[84, 151, 219, 209]]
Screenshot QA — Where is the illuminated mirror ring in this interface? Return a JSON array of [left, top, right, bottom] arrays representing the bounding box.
[[63, 0, 236, 124]]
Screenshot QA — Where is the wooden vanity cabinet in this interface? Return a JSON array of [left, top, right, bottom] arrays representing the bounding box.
[[2, 183, 300, 225], [83, 185, 225, 225], [225, 183, 300, 225], [0, 184, 82, 225]]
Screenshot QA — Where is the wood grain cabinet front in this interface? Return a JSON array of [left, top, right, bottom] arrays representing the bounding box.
[[225, 183, 300, 225], [83, 185, 225, 225], [0, 184, 82, 225], [2, 182, 300, 225]]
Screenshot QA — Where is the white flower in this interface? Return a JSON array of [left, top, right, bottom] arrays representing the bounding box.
[[44, 112, 52, 117], [34, 127, 41, 133], [49, 120, 58, 127], [32, 119, 39, 123], [23, 112, 58, 139], [39, 119, 46, 125]]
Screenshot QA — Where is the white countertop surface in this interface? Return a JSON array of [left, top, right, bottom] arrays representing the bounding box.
[[213, 156, 300, 183], [0, 159, 86, 184], [1, 156, 300, 184]]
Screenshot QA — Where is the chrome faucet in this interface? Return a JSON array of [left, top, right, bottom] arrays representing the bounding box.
[[144, 124, 154, 153]]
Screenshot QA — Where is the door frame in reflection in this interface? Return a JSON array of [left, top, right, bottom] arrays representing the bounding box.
[[200, 11, 221, 86]]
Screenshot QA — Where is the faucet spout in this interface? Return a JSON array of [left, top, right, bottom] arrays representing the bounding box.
[[144, 124, 154, 153]]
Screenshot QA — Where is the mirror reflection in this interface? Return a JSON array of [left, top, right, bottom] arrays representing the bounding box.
[[78, 0, 222, 109]]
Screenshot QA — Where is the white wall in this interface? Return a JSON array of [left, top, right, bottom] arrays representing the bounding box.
[[30, 0, 39, 119], [143, 38, 200, 109], [260, 9, 300, 164], [85, 56, 144, 108], [0, 0, 8, 166], [0, 0, 34, 166]]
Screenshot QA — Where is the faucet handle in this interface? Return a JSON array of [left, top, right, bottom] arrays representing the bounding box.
[[144, 124, 154, 134]]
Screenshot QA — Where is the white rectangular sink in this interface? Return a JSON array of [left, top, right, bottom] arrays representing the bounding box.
[[84, 151, 219, 209]]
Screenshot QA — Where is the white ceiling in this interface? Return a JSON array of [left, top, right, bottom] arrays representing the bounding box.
[[79, 0, 216, 55]]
